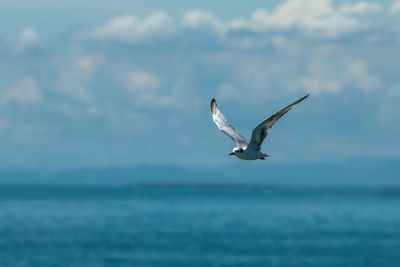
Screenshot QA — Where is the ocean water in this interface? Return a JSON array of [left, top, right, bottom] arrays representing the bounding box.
[[0, 184, 399, 267]]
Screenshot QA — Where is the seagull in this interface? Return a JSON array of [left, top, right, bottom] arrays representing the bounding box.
[[210, 94, 309, 160]]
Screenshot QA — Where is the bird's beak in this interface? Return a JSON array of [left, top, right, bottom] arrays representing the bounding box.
[[229, 152, 235, 156]]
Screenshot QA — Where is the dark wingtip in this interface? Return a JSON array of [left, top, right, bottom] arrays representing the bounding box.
[[295, 94, 310, 104], [210, 97, 217, 114]]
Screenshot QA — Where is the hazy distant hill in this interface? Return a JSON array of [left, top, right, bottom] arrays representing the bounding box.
[[0, 160, 399, 186]]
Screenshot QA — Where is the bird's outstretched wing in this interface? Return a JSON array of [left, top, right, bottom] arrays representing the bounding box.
[[247, 94, 309, 151], [210, 98, 248, 148]]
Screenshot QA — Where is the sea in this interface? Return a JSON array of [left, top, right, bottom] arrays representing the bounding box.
[[0, 184, 399, 267]]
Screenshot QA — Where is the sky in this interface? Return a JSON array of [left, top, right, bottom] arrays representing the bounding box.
[[0, 0, 399, 169]]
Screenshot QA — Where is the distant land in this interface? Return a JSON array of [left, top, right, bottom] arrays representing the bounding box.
[[0, 159, 399, 187]]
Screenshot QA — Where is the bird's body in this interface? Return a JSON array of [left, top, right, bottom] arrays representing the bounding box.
[[210, 94, 309, 160], [231, 146, 268, 160]]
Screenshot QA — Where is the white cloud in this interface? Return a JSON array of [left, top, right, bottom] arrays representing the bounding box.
[[123, 70, 191, 109], [67, 85, 95, 103], [300, 77, 341, 94], [126, 70, 159, 91], [14, 27, 41, 53], [74, 54, 103, 77], [56, 102, 99, 117], [340, 2, 381, 14], [52, 53, 98, 104], [227, 18, 248, 31], [83, 1, 382, 45], [300, 59, 383, 94], [124, 70, 163, 106], [216, 83, 241, 100], [299, 47, 344, 94], [182, 10, 224, 32], [89, 12, 176, 42], [83, 0, 377, 44], [346, 61, 383, 92], [1, 77, 41, 106], [227, 0, 361, 37], [390, 1, 400, 13]]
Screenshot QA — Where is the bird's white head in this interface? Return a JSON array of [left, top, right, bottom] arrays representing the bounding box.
[[229, 147, 244, 156]]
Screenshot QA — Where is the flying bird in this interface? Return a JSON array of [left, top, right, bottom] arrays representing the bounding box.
[[210, 94, 309, 160]]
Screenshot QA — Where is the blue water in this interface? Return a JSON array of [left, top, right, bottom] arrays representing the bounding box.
[[0, 184, 399, 267]]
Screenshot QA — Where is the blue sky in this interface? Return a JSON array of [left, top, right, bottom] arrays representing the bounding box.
[[0, 0, 399, 169]]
